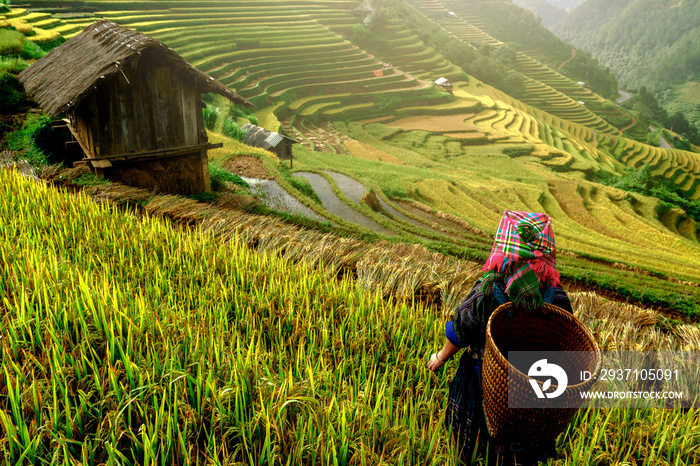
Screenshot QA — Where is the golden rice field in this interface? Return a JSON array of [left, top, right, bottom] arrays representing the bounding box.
[[343, 139, 407, 165], [2, 166, 700, 465], [386, 115, 479, 132]]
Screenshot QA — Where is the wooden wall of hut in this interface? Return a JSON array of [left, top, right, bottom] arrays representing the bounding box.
[[103, 151, 207, 195], [69, 53, 204, 159]]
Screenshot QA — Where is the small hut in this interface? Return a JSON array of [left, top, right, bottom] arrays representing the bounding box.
[[434, 77, 454, 94], [242, 123, 297, 167], [18, 20, 252, 194]]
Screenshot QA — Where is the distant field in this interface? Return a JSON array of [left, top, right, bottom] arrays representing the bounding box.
[[680, 82, 700, 103]]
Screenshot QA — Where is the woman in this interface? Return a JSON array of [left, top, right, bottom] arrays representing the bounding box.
[[427, 211, 573, 465]]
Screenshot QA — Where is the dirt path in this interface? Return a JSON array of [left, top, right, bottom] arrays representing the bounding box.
[[649, 125, 672, 149], [617, 90, 632, 104], [618, 115, 637, 133], [556, 47, 576, 71]]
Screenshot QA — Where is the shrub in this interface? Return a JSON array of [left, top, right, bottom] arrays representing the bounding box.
[[0, 72, 27, 114], [0, 56, 28, 74], [202, 104, 220, 130], [0, 29, 25, 56], [222, 116, 246, 142], [7, 113, 53, 166], [672, 135, 692, 151], [20, 40, 46, 60], [209, 164, 249, 191]]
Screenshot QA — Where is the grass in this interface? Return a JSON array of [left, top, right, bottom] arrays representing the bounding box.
[[6, 113, 52, 166], [2, 156, 700, 464], [0, 28, 24, 55], [0, 168, 458, 464]]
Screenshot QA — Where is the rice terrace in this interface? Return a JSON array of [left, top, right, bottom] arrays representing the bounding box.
[[1, 0, 700, 464]]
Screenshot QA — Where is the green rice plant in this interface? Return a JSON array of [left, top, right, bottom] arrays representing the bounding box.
[[0, 168, 457, 464]]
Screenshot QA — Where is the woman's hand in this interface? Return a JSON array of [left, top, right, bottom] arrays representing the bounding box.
[[427, 352, 447, 372]]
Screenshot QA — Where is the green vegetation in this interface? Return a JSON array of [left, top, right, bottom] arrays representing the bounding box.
[[73, 172, 111, 187], [202, 104, 220, 131], [221, 116, 246, 142], [623, 87, 700, 146], [209, 162, 249, 190], [0, 29, 25, 55], [553, 0, 700, 131], [229, 102, 257, 126], [598, 163, 700, 227], [0, 72, 27, 114], [6, 113, 52, 166], [0, 168, 449, 464], [558, 49, 618, 99]]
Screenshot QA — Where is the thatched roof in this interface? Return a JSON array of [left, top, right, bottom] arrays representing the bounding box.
[[242, 123, 297, 150], [18, 20, 252, 117]]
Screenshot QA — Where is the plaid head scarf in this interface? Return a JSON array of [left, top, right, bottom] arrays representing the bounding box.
[[480, 211, 560, 311]]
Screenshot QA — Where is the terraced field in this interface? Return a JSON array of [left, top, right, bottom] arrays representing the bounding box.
[[599, 133, 700, 199], [4, 4, 700, 464], [8, 0, 700, 299], [412, 0, 501, 45], [0, 7, 62, 42]]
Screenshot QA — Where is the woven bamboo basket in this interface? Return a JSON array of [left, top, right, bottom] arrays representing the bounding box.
[[483, 302, 602, 440]]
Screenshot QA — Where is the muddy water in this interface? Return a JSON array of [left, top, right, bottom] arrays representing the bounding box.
[[323, 170, 455, 235], [293, 172, 393, 236], [240, 175, 328, 223]]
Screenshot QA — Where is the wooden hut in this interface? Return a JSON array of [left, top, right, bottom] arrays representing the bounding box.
[[18, 20, 252, 194], [433, 77, 454, 94], [242, 123, 297, 167]]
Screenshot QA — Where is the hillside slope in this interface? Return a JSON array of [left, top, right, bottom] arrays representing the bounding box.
[[5, 0, 700, 316], [2, 165, 699, 464], [552, 0, 700, 128]]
